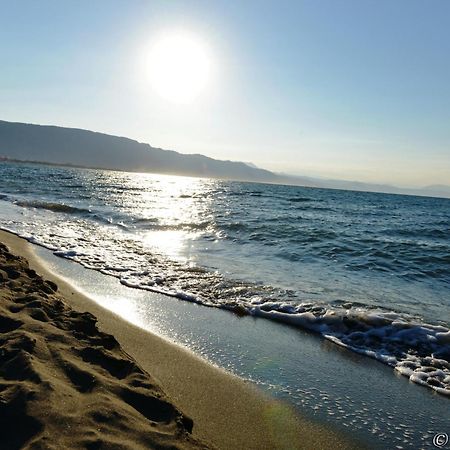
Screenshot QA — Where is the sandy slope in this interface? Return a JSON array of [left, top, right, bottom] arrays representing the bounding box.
[[0, 241, 209, 449]]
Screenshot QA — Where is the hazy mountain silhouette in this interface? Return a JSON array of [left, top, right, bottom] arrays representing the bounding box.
[[0, 120, 449, 199], [0, 120, 290, 183]]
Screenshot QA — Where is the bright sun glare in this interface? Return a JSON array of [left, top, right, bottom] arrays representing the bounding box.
[[147, 32, 211, 104]]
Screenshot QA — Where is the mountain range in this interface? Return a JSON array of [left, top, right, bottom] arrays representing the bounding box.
[[0, 120, 448, 199]]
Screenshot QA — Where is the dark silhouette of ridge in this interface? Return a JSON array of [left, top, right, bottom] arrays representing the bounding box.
[[0, 120, 284, 183]]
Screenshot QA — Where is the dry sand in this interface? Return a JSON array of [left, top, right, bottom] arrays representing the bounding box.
[[0, 230, 360, 450]]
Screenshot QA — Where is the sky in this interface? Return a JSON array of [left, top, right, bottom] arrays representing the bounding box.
[[1, 0, 449, 187]]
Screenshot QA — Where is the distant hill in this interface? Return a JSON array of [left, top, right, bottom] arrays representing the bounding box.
[[0, 120, 290, 184], [421, 185, 450, 198], [279, 174, 450, 199], [0, 120, 449, 199]]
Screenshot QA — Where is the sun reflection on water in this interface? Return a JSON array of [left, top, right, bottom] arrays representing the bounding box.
[[97, 171, 219, 262]]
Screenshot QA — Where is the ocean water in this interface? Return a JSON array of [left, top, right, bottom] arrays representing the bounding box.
[[0, 161, 449, 402]]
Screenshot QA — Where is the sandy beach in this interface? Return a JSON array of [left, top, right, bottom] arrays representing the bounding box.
[[0, 234, 209, 449], [0, 230, 359, 450]]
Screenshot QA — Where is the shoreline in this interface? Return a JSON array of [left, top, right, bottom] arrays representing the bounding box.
[[0, 232, 207, 449], [0, 229, 359, 449]]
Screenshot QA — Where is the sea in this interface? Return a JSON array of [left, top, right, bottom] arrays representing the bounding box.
[[1, 161, 449, 448]]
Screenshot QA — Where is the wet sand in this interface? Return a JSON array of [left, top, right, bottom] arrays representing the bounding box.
[[0, 230, 358, 450]]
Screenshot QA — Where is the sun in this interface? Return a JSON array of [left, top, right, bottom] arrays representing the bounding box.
[[147, 32, 211, 104]]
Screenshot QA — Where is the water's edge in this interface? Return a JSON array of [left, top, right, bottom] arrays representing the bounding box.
[[27, 240, 450, 450]]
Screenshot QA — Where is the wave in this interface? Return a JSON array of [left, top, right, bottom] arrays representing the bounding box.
[[385, 227, 450, 240], [288, 196, 314, 203], [14, 200, 91, 215], [230, 301, 450, 397], [229, 190, 264, 197], [63, 184, 84, 189], [9, 198, 131, 229], [119, 265, 450, 397]]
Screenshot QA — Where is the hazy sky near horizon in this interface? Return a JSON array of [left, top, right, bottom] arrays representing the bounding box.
[[1, 0, 449, 187]]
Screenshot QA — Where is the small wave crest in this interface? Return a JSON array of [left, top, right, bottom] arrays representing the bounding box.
[[288, 196, 314, 203], [245, 300, 450, 396], [14, 200, 91, 215]]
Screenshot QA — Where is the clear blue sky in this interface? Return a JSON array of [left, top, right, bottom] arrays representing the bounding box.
[[1, 0, 449, 186]]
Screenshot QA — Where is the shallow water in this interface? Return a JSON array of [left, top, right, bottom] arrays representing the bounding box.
[[0, 161, 449, 398]]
